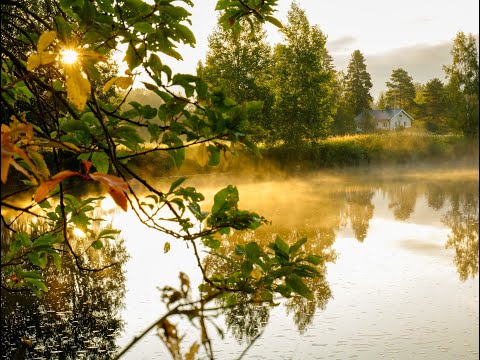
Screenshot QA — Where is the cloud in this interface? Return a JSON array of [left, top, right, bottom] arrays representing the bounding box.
[[332, 34, 479, 99], [327, 36, 357, 54]]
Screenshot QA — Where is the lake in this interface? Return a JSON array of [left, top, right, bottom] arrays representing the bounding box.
[[1, 165, 478, 359]]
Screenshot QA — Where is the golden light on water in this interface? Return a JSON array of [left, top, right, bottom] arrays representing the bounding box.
[[60, 49, 79, 65]]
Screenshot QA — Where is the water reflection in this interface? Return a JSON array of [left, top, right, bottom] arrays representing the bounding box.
[[1, 169, 478, 358], [203, 228, 336, 341], [441, 181, 479, 281], [1, 224, 128, 359]]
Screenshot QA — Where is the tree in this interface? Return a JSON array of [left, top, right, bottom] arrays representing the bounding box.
[[443, 32, 479, 137], [269, 2, 336, 145], [345, 50, 373, 116], [375, 91, 387, 110], [331, 71, 355, 135], [385, 68, 416, 111], [198, 21, 274, 143], [1, 1, 324, 358], [423, 78, 447, 132]]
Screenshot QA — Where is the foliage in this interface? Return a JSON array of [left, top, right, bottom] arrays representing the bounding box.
[[260, 133, 478, 170], [443, 31, 479, 137], [198, 20, 274, 144], [331, 71, 356, 135], [375, 91, 387, 110], [345, 50, 373, 116], [1, 0, 324, 358], [385, 68, 416, 111], [269, 2, 336, 145]]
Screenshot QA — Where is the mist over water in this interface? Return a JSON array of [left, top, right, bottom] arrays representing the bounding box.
[[2, 163, 478, 359]]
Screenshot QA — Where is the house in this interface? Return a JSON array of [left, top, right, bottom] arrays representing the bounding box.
[[354, 108, 414, 131]]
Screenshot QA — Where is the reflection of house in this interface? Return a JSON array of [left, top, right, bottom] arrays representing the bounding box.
[[355, 109, 414, 131]]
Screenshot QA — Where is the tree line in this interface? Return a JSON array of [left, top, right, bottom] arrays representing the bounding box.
[[198, 2, 479, 141]]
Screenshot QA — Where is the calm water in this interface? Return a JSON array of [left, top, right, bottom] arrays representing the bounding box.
[[1, 166, 479, 359]]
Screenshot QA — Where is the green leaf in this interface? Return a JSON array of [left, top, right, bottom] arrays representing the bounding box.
[[245, 242, 262, 262], [51, 252, 62, 271], [38, 199, 52, 209], [275, 236, 290, 258], [202, 236, 220, 249], [235, 244, 245, 255], [275, 284, 292, 298], [241, 261, 253, 276], [142, 105, 157, 119], [33, 234, 62, 248], [54, 16, 72, 41], [134, 22, 156, 34], [125, 42, 145, 70], [305, 255, 322, 265], [265, 15, 283, 28], [60, 118, 90, 132], [212, 185, 238, 214], [91, 152, 109, 173], [207, 145, 221, 166], [14, 232, 32, 247], [92, 240, 103, 250], [97, 229, 121, 240], [169, 177, 186, 193], [289, 237, 307, 255], [286, 274, 312, 299]]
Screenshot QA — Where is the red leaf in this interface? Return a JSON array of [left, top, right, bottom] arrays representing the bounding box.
[[82, 160, 93, 174], [89, 173, 129, 211], [34, 170, 80, 203]]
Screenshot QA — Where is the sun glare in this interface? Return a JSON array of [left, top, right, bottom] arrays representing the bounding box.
[[73, 227, 86, 238], [60, 49, 79, 65]]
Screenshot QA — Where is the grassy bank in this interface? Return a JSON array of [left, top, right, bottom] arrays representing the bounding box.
[[259, 133, 479, 170], [123, 133, 478, 182]]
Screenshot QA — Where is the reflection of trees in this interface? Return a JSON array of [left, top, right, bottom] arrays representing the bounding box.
[[387, 184, 417, 221], [223, 293, 270, 343], [1, 224, 128, 359], [426, 183, 446, 210], [344, 189, 375, 242], [441, 183, 479, 281], [203, 229, 334, 341], [284, 273, 331, 334]]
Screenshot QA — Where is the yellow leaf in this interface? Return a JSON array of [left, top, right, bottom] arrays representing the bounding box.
[[27, 54, 41, 71], [34, 170, 79, 203], [103, 76, 133, 92], [81, 49, 107, 62], [37, 31, 57, 53], [65, 67, 91, 110], [39, 52, 57, 65], [195, 143, 208, 167], [185, 342, 200, 360], [164, 242, 171, 253]]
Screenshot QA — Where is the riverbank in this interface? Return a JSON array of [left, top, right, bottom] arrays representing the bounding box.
[[125, 133, 478, 183]]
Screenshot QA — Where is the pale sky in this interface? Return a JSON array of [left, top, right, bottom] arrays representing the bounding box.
[[133, 0, 479, 99]]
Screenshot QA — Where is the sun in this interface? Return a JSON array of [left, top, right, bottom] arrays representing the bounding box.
[[60, 49, 79, 65]]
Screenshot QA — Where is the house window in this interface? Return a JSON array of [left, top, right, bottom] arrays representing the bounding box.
[[404, 121, 406, 126]]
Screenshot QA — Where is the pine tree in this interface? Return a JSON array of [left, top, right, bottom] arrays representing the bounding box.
[[385, 68, 416, 110], [345, 50, 373, 115]]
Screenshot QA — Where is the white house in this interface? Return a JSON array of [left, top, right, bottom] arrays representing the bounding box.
[[354, 109, 414, 131]]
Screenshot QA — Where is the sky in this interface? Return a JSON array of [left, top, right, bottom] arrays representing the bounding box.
[[136, 0, 479, 99]]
